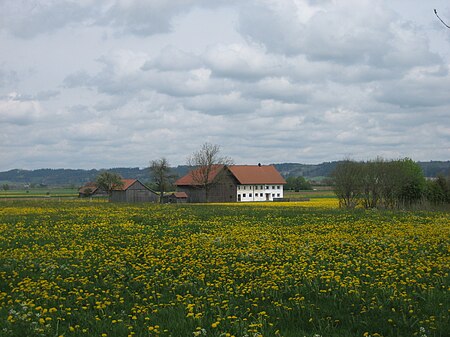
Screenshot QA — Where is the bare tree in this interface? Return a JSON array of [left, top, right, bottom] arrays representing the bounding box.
[[149, 157, 174, 203], [331, 159, 363, 209], [187, 142, 233, 202], [434, 9, 450, 29]]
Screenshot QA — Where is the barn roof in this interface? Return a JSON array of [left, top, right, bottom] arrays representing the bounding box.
[[175, 165, 225, 186], [175, 164, 286, 186], [78, 182, 98, 194], [111, 179, 135, 191], [228, 165, 286, 185]]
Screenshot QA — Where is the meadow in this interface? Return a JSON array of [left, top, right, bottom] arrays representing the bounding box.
[[0, 199, 448, 337], [0, 188, 79, 199]]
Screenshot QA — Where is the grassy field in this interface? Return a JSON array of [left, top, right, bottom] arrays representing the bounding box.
[[284, 189, 336, 200], [0, 199, 448, 337], [0, 188, 79, 199]]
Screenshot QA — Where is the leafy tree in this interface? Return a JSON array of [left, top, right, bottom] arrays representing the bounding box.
[[332, 158, 427, 209], [2, 184, 9, 191], [395, 158, 426, 207], [285, 176, 312, 191], [149, 158, 175, 203], [426, 174, 450, 205], [187, 142, 233, 202], [96, 171, 123, 200]]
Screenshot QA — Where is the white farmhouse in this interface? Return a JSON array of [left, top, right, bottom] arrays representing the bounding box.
[[228, 164, 286, 202]]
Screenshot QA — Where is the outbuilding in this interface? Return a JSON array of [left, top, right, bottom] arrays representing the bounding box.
[[163, 192, 188, 204], [110, 179, 158, 203]]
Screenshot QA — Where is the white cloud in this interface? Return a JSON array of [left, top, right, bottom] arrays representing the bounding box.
[[184, 91, 258, 115], [0, 93, 42, 125], [142, 45, 202, 71], [204, 43, 284, 80]]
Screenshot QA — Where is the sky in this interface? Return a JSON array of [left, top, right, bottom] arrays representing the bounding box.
[[1, 0, 450, 170]]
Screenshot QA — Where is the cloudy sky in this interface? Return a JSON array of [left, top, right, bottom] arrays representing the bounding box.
[[1, 0, 449, 170]]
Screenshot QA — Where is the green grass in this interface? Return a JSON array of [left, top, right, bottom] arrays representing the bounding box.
[[0, 200, 448, 337], [284, 189, 336, 200]]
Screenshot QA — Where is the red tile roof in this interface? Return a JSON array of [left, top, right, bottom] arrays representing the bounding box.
[[175, 165, 225, 186], [175, 165, 286, 186], [78, 182, 98, 194], [113, 179, 138, 191], [228, 165, 286, 185]]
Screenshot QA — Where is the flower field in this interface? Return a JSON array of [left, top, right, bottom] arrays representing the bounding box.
[[0, 200, 448, 337]]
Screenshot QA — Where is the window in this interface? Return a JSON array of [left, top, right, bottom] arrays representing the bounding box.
[[266, 186, 269, 189], [277, 186, 280, 189], [249, 193, 252, 197], [277, 193, 280, 197], [243, 186, 246, 190], [238, 186, 240, 190], [260, 193, 263, 197], [243, 193, 246, 198], [272, 193, 275, 197]]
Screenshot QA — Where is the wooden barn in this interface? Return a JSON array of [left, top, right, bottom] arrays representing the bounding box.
[[111, 179, 158, 203]]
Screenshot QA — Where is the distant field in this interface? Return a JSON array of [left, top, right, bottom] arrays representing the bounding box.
[[0, 188, 79, 199], [284, 189, 336, 200], [0, 199, 448, 337]]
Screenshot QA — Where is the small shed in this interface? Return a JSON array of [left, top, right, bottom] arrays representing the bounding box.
[[78, 182, 107, 198], [111, 179, 158, 203], [163, 192, 188, 204]]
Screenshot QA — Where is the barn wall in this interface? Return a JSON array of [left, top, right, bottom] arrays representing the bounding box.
[[177, 171, 237, 203], [111, 191, 127, 202]]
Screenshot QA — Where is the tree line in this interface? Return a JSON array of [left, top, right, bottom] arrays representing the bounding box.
[[332, 158, 450, 209]]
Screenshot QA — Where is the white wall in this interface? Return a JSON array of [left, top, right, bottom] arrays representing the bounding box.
[[236, 184, 283, 202]]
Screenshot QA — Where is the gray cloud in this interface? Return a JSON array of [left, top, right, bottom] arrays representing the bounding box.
[[238, 0, 441, 70], [375, 66, 450, 108], [142, 46, 202, 71], [0, 0, 95, 38], [0, 0, 238, 38], [1, 0, 449, 170], [0, 68, 18, 87]]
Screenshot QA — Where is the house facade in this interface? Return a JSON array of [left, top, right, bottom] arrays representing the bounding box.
[[111, 179, 158, 203], [236, 184, 284, 202], [175, 164, 286, 203]]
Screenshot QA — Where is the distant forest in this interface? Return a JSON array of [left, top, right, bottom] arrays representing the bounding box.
[[0, 161, 449, 187]]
